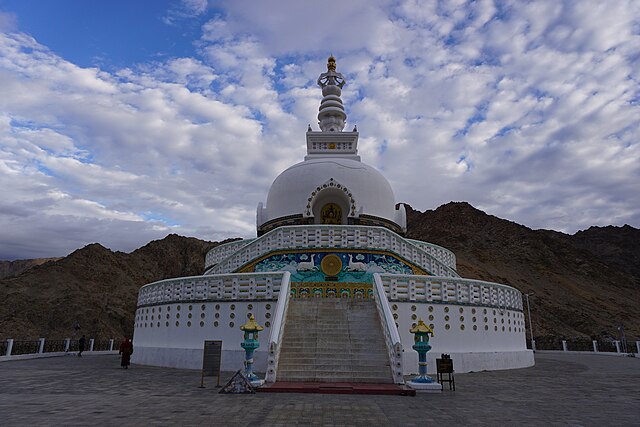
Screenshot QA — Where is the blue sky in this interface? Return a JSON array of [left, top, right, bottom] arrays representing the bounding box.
[[1, 1, 207, 68], [0, 0, 639, 260]]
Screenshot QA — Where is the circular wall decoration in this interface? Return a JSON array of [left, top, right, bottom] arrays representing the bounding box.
[[320, 254, 343, 276]]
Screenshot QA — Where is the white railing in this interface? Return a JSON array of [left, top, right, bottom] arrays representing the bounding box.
[[205, 239, 255, 270], [207, 225, 459, 278], [136, 272, 287, 306], [1, 338, 116, 358], [405, 239, 456, 270], [372, 274, 405, 384], [265, 272, 292, 383], [378, 274, 523, 311]]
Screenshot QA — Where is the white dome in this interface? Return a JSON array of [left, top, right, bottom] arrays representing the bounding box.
[[262, 158, 398, 225], [255, 57, 406, 235]]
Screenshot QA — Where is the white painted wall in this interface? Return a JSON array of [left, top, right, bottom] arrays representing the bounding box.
[[132, 300, 274, 371], [132, 299, 533, 374]]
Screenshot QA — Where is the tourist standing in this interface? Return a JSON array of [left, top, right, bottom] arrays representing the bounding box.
[[78, 335, 86, 357], [119, 338, 133, 369]]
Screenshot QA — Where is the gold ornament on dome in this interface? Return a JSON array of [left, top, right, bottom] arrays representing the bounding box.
[[321, 254, 343, 276]]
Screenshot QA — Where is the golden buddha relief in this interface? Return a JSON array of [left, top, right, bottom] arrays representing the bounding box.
[[321, 203, 342, 224]]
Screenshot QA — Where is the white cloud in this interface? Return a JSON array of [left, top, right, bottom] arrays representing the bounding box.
[[0, 0, 639, 259], [163, 0, 210, 25]]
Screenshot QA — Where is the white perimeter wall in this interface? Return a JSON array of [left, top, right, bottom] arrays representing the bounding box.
[[132, 299, 533, 374], [132, 301, 274, 371]]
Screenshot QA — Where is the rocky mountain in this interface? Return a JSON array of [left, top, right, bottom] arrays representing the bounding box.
[[0, 258, 61, 279], [1, 203, 638, 342], [0, 234, 228, 340], [569, 225, 640, 280], [405, 202, 639, 340]]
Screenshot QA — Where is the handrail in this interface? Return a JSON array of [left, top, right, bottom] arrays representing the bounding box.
[[372, 273, 404, 384], [265, 272, 291, 383]]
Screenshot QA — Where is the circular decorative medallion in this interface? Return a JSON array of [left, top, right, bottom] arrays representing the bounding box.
[[320, 254, 343, 276]]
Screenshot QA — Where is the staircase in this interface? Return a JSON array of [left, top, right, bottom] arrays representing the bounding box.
[[276, 298, 394, 383]]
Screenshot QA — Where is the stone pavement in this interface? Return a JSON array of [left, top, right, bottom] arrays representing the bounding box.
[[0, 352, 638, 426]]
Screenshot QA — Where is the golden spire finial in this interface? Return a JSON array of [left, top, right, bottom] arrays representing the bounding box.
[[327, 55, 336, 72]]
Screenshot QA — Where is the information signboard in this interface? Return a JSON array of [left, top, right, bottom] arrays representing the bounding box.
[[200, 340, 222, 387]]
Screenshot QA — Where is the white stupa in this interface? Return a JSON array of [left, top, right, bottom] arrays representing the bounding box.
[[132, 57, 534, 383]]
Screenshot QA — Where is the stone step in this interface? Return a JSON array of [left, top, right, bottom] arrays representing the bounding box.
[[279, 372, 392, 380], [282, 335, 384, 341], [282, 337, 385, 350], [278, 353, 390, 360], [279, 356, 389, 364], [277, 374, 394, 384], [278, 357, 389, 368], [279, 342, 380, 348], [279, 351, 388, 358], [280, 348, 388, 356], [283, 329, 383, 335], [279, 365, 391, 374]]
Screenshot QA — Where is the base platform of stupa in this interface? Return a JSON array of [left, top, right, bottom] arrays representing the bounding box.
[[257, 381, 416, 396]]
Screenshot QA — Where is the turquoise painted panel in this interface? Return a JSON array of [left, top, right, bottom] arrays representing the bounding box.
[[253, 252, 413, 283]]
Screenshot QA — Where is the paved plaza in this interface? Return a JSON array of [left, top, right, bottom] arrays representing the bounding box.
[[0, 352, 638, 426]]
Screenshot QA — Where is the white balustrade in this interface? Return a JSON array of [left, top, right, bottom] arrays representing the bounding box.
[[207, 225, 459, 278], [377, 274, 523, 311], [265, 272, 292, 383], [204, 239, 256, 270], [405, 239, 456, 269], [372, 274, 405, 384], [137, 272, 288, 307]]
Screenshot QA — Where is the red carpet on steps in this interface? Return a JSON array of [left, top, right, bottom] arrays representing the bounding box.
[[257, 381, 416, 396]]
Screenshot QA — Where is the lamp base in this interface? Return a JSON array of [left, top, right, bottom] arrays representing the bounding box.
[[407, 380, 442, 392]]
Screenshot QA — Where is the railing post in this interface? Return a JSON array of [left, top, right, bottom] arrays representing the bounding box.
[[109, 339, 114, 351], [64, 338, 71, 352], [89, 338, 95, 352], [373, 273, 404, 384], [6, 339, 13, 356], [38, 338, 45, 354], [562, 340, 568, 352], [613, 340, 621, 353], [592, 340, 598, 352], [265, 272, 291, 383]]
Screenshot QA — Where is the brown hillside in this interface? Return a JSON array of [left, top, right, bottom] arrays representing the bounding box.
[[0, 234, 226, 340], [0, 258, 61, 279], [569, 225, 640, 280], [405, 202, 640, 340]]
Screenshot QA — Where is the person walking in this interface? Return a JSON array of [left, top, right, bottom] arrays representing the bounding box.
[[119, 337, 133, 369], [77, 335, 86, 357]]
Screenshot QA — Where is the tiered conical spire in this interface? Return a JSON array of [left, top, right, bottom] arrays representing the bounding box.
[[317, 56, 347, 132]]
